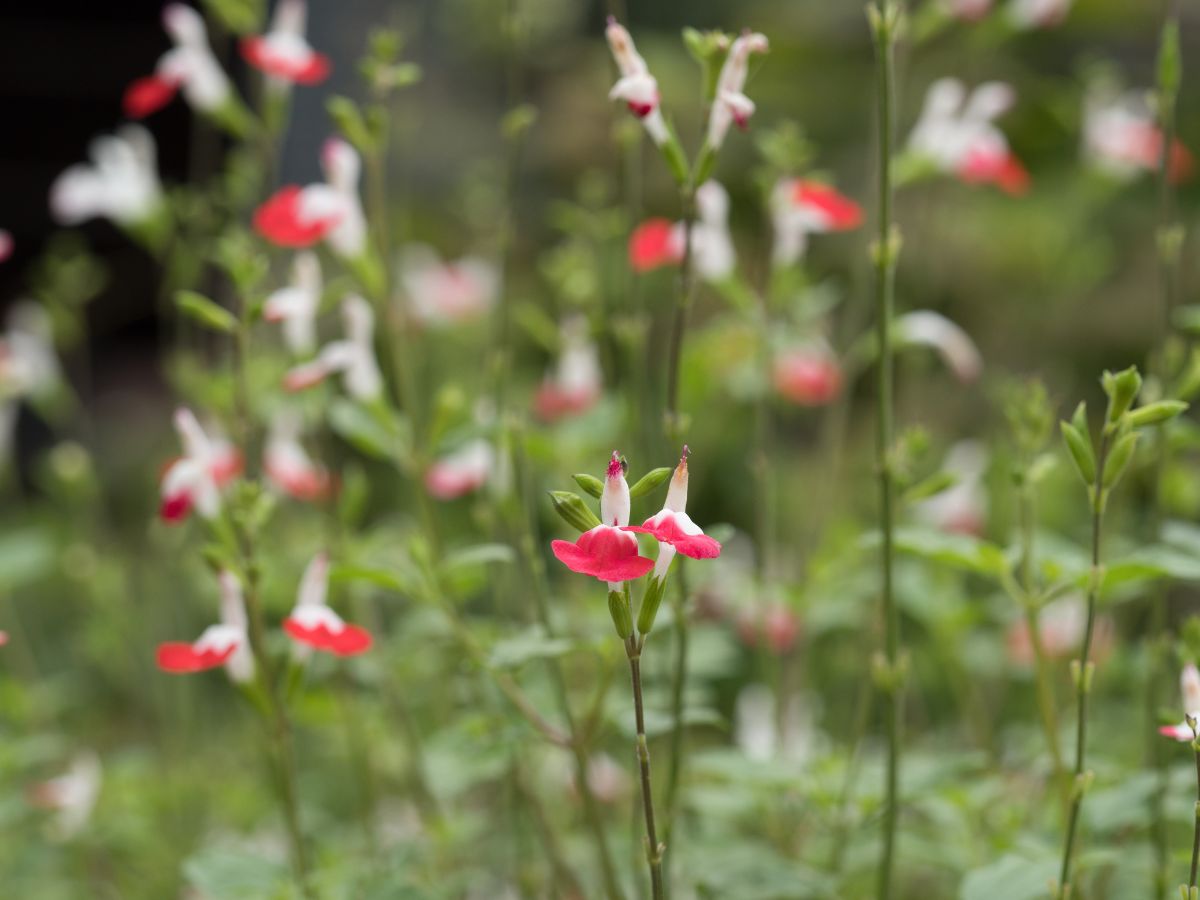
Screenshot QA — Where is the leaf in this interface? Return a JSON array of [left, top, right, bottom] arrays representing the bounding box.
[[440, 544, 516, 595], [959, 855, 1057, 900], [0, 528, 56, 592], [883, 527, 1009, 577], [1100, 545, 1200, 591], [183, 847, 288, 898], [328, 399, 408, 462], [175, 290, 237, 333], [488, 626, 575, 669], [329, 564, 416, 596]]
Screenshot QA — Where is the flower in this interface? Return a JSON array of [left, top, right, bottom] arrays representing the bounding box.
[[552, 452, 655, 587], [770, 179, 863, 268], [707, 30, 769, 151], [907, 79, 1028, 194], [156, 570, 253, 682], [913, 441, 988, 535], [159, 408, 241, 523], [1008, 0, 1072, 29], [1006, 595, 1114, 667], [241, 0, 330, 85], [255, 138, 367, 257], [0, 631, 8, 647], [123, 4, 232, 118], [426, 439, 494, 500], [772, 346, 843, 406], [28, 752, 102, 840], [1160, 663, 1200, 741], [624, 447, 721, 585], [737, 603, 801, 655], [628, 180, 735, 281], [945, 0, 994, 20], [264, 252, 322, 355], [283, 552, 373, 656], [284, 295, 383, 401], [605, 18, 669, 146], [1083, 88, 1193, 183], [49, 126, 162, 228], [895, 310, 983, 384], [535, 317, 603, 422], [0, 303, 60, 468], [264, 411, 331, 502], [0, 230, 12, 263], [735, 684, 811, 762], [400, 245, 499, 326]]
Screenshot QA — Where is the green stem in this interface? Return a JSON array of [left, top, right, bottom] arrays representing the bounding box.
[[626, 636, 665, 900], [663, 566, 689, 845], [1191, 738, 1200, 890], [664, 186, 697, 443]]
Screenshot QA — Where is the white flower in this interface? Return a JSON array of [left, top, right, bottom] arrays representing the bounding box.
[[50, 126, 162, 227], [605, 18, 669, 146], [534, 317, 603, 421], [159, 4, 232, 112], [401, 245, 499, 326], [735, 684, 812, 763], [241, 0, 330, 86], [1008, 0, 1072, 29], [159, 408, 241, 522], [425, 439, 494, 500], [769, 179, 862, 268], [913, 441, 988, 535], [707, 31, 769, 151], [264, 411, 330, 501], [264, 252, 322, 354], [1160, 663, 1200, 741], [895, 310, 982, 383], [285, 295, 383, 401], [30, 752, 102, 840]]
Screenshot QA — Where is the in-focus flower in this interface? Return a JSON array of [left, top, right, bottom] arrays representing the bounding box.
[[1007, 595, 1114, 667], [707, 30, 769, 151], [283, 552, 372, 656], [284, 295, 383, 401], [1083, 88, 1193, 184], [628, 180, 735, 281], [50, 126, 163, 228], [907, 79, 1028, 194], [159, 408, 241, 523], [426, 439, 494, 500], [401, 245, 499, 327], [241, 0, 330, 85], [1161, 663, 1200, 741], [895, 310, 983, 384], [913, 441, 988, 535], [770, 178, 863, 268], [28, 752, 102, 840], [264, 252, 322, 355], [1008, 0, 1072, 29], [772, 345, 842, 407], [552, 452, 655, 587], [535, 317, 603, 422], [123, 4, 232, 119], [264, 411, 331, 502], [156, 570, 253, 681], [255, 138, 367, 257], [605, 18, 669, 146]]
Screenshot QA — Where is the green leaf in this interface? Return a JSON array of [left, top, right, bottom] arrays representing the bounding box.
[[1060, 419, 1095, 485], [328, 564, 416, 596], [328, 399, 409, 462], [629, 467, 673, 499], [0, 528, 57, 591], [183, 847, 288, 897], [886, 527, 1009, 577], [901, 471, 957, 504], [488, 626, 575, 669], [1128, 400, 1188, 428], [1101, 545, 1200, 592], [175, 291, 237, 333], [959, 855, 1057, 900]]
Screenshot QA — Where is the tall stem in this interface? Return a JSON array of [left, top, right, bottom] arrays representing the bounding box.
[[664, 187, 697, 442], [663, 566, 690, 844], [1056, 433, 1110, 898], [1191, 739, 1200, 891], [627, 637, 664, 900]]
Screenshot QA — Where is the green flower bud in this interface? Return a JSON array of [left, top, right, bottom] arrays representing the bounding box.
[[1101, 431, 1139, 488], [629, 467, 673, 500], [1102, 366, 1142, 423], [608, 590, 633, 640], [1128, 400, 1188, 428], [1060, 418, 1096, 486], [572, 473, 604, 499], [637, 576, 668, 636], [548, 491, 601, 533]]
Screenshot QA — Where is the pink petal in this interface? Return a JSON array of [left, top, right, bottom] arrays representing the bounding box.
[[159, 491, 193, 524], [123, 74, 180, 119], [792, 181, 864, 230], [624, 515, 722, 560], [551, 525, 655, 583], [156, 641, 236, 673], [240, 37, 331, 85], [283, 617, 372, 656], [628, 219, 682, 272], [254, 186, 341, 247]]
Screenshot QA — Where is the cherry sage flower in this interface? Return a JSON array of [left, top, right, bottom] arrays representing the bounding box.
[[535, 317, 603, 422], [400, 245, 499, 326], [156, 570, 254, 682], [770, 179, 863, 268], [241, 0, 331, 86], [1083, 88, 1193, 184], [772, 345, 843, 407], [255, 138, 367, 258], [264, 411, 331, 502], [944, 0, 994, 21], [894, 311, 983, 384], [283, 552, 373, 656], [707, 31, 769, 152], [629, 180, 735, 281], [284, 295, 383, 401], [425, 439, 494, 500], [1160, 663, 1200, 742], [737, 603, 801, 655], [28, 752, 102, 841], [1008, 0, 1072, 29], [159, 408, 242, 523], [552, 452, 655, 588], [264, 252, 322, 355], [605, 18, 669, 146], [0, 631, 7, 646], [1006, 595, 1114, 668], [913, 441, 988, 536], [50, 126, 163, 228], [124, 4, 232, 119], [907, 79, 1028, 194]]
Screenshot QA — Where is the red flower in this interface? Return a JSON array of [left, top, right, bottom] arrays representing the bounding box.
[[123, 75, 181, 119], [959, 147, 1029, 195], [283, 553, 373, 657], [253, 185, 344, 247], [625, 510, 721, 560], [0, 630, 8, 647], [791, 181, 864, 230], [628, 218, 682, 272], [156, 639, 238, 673], [239, 0, 331, 85], [156, 571, 253, 680], [552, 525, 655, 583], [773, 351, 842, 406]]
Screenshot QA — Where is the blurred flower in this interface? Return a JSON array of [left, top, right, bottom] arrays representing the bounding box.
[[123, 4, 232, 118], [628, 180, 734, 281], [285, 295, 383, 401], [1161, 663, 1200, 742], [0, 230, 12, 263], [28, 752, 102, 840], [159, 408, 241, 523], [770, 179, 863, 268], [605, 18, 668, 146], [241, 0, 330, 86], [895, 311, 982, 383], [913, 440, 988, 535], [50, 126, 162, 227], [157, 571, 253, 682], [1, 303, 61, 472], [708, 31, 769, 151], [283, 552, 373, 656], [0, 630, 7, 646], [264, 411, 331, 502], [425, 439, 494, 500], [1008, 0, 1072, 29], [944, 0, 994, 20], [401, 245, 499, 326], [569, 752, 630, 805], [535, 317, 603, 422], [552, 452, 655, 587], [772, 345, 842, 407], [1007, 595, 1114, 667], [1083, 88, 1193, 184], [907, 79, 1028, 194], [737, 603, 801, 655], [264, 252, 322, 355], [255, 138, 366, 257], [735, 684, 811, 762]]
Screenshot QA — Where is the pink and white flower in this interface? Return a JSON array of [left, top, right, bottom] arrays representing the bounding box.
[[0, 631, 7, 647], [552, 452, 655, 588], [1084, 88, 1193, 183], [50, 126, 162, 228], [895, 311, 982, 384], [159, 408, 241, 523], [283, 552, 373, 657], [1161, 663, 1200, 742], [907, 79, 1029, 194], [1008, 0, 1072, 29], [735, 684, 811, 762], [0, 230, 12, 263], [535, 317, 603, 422], [240, 0, 330, 86], [770, 179, 863, 268], [264, 252, 322, 355], [772, 345, 842, 407], [707, 30, 769, 152], [913, 441, 988, 535], [400, 245, 499, 326], [123, 4, 232, 119], [284, 295, 383, 401], [1007, 595, 1114, 667], [628, 180, 734, 281], [944, 0, 994, 21], [425, 439, 494, 500], [156, 570, 253, 682], [605, 18, 669, 146], [255, 139, 367, 257], [737, 603, 801, 656], [264, 411, 331, 502], [28, 752, 102, 840]]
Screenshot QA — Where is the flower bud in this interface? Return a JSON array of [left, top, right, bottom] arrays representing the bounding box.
[[1101, 431, 1138, 488], [1102, 366, 1142, 423], [637, 575, 668, 636], [629, 466, 673, 500], [549, 491, 601, 532], [1128, 400, 1188, 428], [573, 473, 604, 499], [1060, 417, 1096, 486], [608, 590, 633, 640]]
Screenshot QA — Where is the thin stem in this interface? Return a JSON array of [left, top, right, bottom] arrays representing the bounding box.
[[627, 637, 664, 900], [664, 187, 697, 443], [663, 565, 689, 844], [1191, 738, 1200, 890]]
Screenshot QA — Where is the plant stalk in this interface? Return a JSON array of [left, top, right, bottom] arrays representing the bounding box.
[[627, 636, 664, 900]]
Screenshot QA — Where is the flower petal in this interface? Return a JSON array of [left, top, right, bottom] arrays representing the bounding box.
[[254, 186, 342, 247], [123, 75, 180, 119], [551, 525, 655, 582], [156, 640, 236, 673], [628, 218, 682, 272], [283, 617, 372, 656]]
